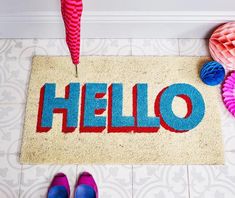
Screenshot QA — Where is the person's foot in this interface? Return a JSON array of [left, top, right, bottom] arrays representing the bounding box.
[[75, 172, 98, 198], [47, 173, 70, 198]]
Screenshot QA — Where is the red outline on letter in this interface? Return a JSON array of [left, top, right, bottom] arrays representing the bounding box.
[[36, 85, 76, 133], [133, 85, 159, 133], [79, 85, 106, 133], [154, 87, 192, 133], [107, 85, 134, 133], [36, 85, 51, 132]]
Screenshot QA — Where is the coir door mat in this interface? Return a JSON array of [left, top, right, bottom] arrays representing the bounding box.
[[20, 56, 224, 164]]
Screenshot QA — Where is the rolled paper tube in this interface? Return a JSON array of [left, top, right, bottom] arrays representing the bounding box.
[[61, 0, 83, 65]]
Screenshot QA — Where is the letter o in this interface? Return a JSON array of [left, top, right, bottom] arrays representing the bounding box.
[[159, 83, 205, 131]]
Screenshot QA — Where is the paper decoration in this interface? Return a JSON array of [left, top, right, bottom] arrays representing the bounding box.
[[200, 61, 225, 86], [61, 0, 83, 65], [209, 22, 235, 71], [222, 71, 235, 117]]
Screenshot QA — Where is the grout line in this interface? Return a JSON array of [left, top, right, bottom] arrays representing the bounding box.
[[7, 152, 21, 155], [33, 45, 36, 56], [130, 38, 133, 56], [186, 166, 191, 198], [225, 150, 235, 153], [75, 164, 78, 192], [75, 164, 78, 175], [18, 156, 23, 198], [0, 103, 26, 105], [178, 38, 181, 56], [132, 165, 134, 198], [0, 38, 208, 40]]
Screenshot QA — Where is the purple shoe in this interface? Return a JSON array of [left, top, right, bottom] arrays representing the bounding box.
[[47, 173, 70, 198], [75, 172, 98, 198]]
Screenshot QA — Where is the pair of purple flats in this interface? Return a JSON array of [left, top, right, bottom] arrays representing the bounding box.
[[47, 172, 98, 198]]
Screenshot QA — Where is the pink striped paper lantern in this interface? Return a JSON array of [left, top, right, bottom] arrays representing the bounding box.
[[209, 22, 235, 71], [61, 0, 83, 65]]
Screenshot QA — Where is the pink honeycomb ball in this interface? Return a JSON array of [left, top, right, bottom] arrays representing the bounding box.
[[209, 22, 235, 71], [222, 71, 235, 117]]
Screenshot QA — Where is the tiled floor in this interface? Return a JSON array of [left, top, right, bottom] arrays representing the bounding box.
[[0, 39, 235, 198]]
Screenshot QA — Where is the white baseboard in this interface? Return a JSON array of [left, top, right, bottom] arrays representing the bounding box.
[[0, 11, 234, 38]]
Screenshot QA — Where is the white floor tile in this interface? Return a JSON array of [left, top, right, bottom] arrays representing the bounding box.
[[0, 38, 234, 198], [81, 39, 132, 56], [0, 40, 13, 55], [33, 39, 69, 56], [20, 164, 76, 198], [132, 39, 179, 56], [0, 39, 33, 103], [0, 39, 131, 103], [179, 39, 210, 56], [34, 39, 132, 56], [189, 152, 235, 198], [133, 165, 189, 198], [0, 104, 24, 154], [221, 106, 235, 152], [77, 165, 132, 198], [0, 153, 21, 198]]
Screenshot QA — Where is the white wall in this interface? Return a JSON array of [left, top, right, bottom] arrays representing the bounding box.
[[1, 0, 235, 12], [85, 0, 235, 11], [0, 0, 235, 38]]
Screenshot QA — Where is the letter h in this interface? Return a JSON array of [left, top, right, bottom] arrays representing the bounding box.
[[37, 83, 80, 133]]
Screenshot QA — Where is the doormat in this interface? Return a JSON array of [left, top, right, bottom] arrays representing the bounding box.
[[20, 56, 224, 164]]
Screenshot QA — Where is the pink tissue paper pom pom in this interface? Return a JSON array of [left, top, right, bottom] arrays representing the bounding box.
[[209, 22, 235, 71], [222, 71, 235, 117]]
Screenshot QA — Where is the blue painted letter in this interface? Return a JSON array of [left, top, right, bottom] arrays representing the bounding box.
[[134, 84, 160, 132], [81, 83, 107, 132], [108, 83, 135, 132], [37, 83, 80, 133], [158, 83, 205, 132]]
